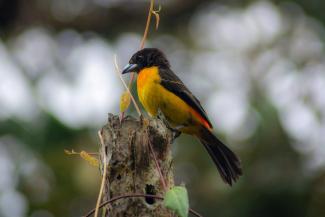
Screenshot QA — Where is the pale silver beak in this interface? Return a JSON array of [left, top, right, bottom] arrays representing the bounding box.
[[122, 64, 139, 74]]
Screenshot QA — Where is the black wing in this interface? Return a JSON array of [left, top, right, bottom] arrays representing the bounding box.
[[158, 67, 213, 128]]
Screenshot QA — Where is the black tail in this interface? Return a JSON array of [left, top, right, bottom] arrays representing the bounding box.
[[199, 127, 242, 186]]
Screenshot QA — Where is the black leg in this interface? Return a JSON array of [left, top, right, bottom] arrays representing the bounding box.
[[157, 109, 182, 141]]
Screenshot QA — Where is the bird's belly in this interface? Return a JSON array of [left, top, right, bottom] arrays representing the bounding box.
[[138, 81, 160, 117], [137, 66, 201, 132], [138, 82, 193, 126], [158, 85, 195, 128]]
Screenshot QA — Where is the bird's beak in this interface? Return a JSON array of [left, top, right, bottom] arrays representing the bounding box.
[[122, 64, 139, 74]]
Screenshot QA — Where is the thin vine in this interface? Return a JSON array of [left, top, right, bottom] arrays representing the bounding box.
[[120, 0, 159, 119], [83, 193, 203, 217], [94, 130, 109, 217], [148, 137, 167, 190]]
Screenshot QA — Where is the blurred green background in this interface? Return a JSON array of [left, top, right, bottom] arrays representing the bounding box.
[[0, 0, 325, 216]]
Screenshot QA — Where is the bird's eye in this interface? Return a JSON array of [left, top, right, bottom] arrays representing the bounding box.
[[137, 55, 144, 62]]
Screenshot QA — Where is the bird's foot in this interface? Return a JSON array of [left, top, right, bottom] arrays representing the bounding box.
[[157, 109, 182, 141], [164, 123, 181, 142], [161, 118, 182, 141], [171, 129, 181, 141]]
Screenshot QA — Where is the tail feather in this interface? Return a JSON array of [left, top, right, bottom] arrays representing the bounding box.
[[199, 127, 242, 186]]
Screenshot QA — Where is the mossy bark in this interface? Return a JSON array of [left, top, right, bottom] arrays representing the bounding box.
[[98, 114, 175, 216]]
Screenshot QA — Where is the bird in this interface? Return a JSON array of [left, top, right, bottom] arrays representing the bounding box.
[[122, 48, 242, 185]]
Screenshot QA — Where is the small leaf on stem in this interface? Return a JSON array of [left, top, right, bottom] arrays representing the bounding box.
[[65, 149, 99, 167], [80, 151, 99, 167], [164, 186, 189, 217], [120, 91, 131, 113]]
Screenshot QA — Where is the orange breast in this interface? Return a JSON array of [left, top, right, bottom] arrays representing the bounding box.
[[137, 67, 161, 117]]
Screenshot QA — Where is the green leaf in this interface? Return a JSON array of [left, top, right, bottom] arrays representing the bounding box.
[[164, 186, 189, 217]]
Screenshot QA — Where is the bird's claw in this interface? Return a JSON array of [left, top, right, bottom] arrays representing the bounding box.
[[157, 109, 182, 141]]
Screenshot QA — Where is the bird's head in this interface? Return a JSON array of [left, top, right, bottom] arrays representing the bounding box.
[[122, 48, 170, 74]]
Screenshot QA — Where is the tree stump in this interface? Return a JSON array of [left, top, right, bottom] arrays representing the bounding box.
[[99, 113, 175, 216]]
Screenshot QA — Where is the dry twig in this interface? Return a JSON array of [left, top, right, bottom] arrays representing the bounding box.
[[94, 130, 109, 217], [120, 0, 158, 119], [114, 55, 142, 117]]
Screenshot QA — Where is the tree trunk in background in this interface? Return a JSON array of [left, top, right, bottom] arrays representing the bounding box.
[[99, 114, 174, 216]]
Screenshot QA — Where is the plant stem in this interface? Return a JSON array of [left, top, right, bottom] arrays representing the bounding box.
[[83, 193, 203, 217]]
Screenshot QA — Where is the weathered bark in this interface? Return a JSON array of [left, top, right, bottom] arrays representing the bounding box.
[[99, 114, 175, 216]]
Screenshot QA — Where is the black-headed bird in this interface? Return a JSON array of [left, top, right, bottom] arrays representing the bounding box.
[[122, 48, 242, 185]]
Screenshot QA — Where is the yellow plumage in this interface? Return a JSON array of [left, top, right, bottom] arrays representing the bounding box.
[[137, 66, 201, 133]]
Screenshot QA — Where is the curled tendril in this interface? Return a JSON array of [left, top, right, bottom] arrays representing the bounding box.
[[152, 4, 162, 30]]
